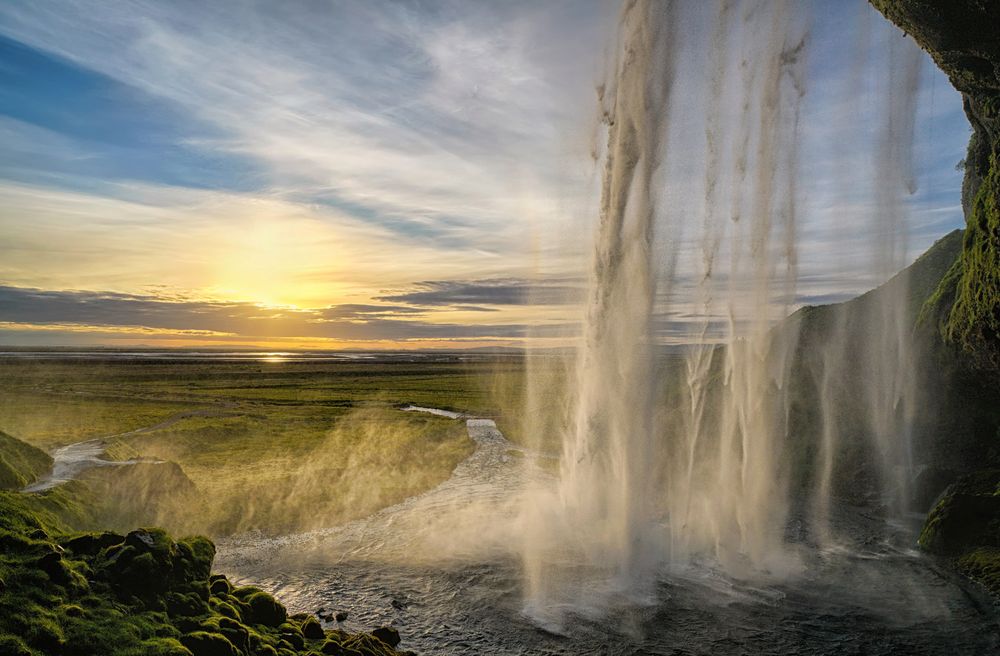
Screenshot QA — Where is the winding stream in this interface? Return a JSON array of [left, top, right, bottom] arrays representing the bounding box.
[[214, 408, 1000, 655], [22, 409, 242, 493]]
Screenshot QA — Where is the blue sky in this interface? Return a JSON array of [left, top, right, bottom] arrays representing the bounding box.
[[0, 0, 972, 348]]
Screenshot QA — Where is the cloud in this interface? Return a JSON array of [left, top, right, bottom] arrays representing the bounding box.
[[377, 278, 584, 308], [0, 0, 975, 348], [0, 0, 605, 254], [0, 284, 576, 344]]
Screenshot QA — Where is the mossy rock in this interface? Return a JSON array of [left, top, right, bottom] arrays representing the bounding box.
[[179, 631, 239, 656], [944, 154, 1000, 368], [96, 528, 215, 604], [920, 469, 1000, 555], [141, 637, 195, 656], [300, 617, 325, 640], [957, 546, 1000, 596], [0, 492, 407, 656], [209, 574, 232, 597], [61, 531, 125, 556], [166, 591, 210, 617], [320, 632, 400, 656], [245, 591, 287, 627]]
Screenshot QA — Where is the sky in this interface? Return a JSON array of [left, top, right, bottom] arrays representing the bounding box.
[[0, 0, 973, 349]]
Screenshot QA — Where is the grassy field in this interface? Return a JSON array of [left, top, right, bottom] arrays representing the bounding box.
[[0, 355, 527, 535]]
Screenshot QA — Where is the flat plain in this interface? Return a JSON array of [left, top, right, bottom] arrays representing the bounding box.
[[0, 354, 526, 534]]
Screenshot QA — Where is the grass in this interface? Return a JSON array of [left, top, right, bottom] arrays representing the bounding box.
[[0, 356, 527, 535], [0, 431, 51, 491]]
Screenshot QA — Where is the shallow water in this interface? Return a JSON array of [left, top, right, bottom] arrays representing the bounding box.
[[215, 412, 1000, 655]]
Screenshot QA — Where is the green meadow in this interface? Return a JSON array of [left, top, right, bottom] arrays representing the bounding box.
[[0, 356, 527, 535]]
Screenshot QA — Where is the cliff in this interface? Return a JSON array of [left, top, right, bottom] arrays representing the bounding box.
[[870, 0, 1000, 596], [871, 0, 1000, 370]]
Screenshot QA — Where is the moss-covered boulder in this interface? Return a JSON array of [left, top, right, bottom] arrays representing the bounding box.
[[0, 491, 409, 656], [919, 469, 1000, 595], [956, 546, 1000, 596], [244, 590, 287, 627], [920, 469, 1000, 554], [180, 631, 239, 656], [94, 528, 215, 606]]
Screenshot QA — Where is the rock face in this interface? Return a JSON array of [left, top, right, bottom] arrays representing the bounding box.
[[871, 0, 1000, 370], [866, 2, 1000, 596]]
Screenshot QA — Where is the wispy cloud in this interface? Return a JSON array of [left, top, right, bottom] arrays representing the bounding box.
[[0, 0, 975, 347], [0, 284, 576, 345], [378, 278, 584, 307]]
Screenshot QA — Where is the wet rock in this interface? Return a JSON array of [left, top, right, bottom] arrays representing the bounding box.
[[920, 469, 1000, 556], [335, 611, 349, 622], [372, 626, 401, 648], [126, 528, 159, 550], [390, 598, 406, 610], [301, 616, 326, 639], [913, 466, 962, 512], [322, 632, 398, 656]]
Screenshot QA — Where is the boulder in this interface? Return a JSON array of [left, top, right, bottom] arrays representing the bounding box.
[[371, 626, 401, 648], [920, 469, 1000, 555], [246, 591, 287, 627], [179, 632, 239, 656], [301, 617, 326, 639]]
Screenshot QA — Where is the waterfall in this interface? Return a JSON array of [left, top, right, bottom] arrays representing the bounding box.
[[521, 0, 924, 621]]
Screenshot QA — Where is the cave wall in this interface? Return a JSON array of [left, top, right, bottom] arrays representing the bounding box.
[[870, 0, 1000, 370]]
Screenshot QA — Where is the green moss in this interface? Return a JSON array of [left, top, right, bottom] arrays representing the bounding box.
[[943, 154, 1000, 368], [179, 631, 238, 656], [0, 431, 52, 491], [956, 546, 1000, 596], [0, 634, 35, 656], [139, 637, 194, 656], [0, 491, 408, 655], [245, 591, 287, 627], [919, 469, 1000, 554]]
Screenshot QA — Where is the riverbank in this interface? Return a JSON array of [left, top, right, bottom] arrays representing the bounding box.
[[0, 430, 415, 656]]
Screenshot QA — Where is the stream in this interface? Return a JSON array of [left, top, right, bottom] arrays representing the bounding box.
[[214, 408, 1000, 655]]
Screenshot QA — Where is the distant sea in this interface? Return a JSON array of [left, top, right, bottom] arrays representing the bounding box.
[[0, 349, 526, 363]]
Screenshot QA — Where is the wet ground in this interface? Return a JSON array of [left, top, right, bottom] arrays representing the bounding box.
[[215, 412, 1000, 655]]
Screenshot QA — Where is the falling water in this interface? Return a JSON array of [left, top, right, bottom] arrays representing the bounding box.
[[522, 0, 678, 622], [668, 0, 807, 571], [522, 0, 927, 619]]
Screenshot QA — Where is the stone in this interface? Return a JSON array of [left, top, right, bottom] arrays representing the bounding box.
[[371, 626, 401, 648]]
